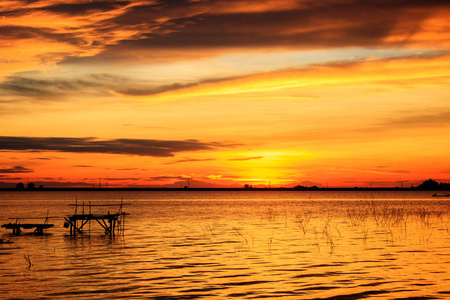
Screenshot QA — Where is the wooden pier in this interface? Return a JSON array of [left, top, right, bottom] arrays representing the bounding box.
[[1, 216, 56, 235], [64, 199, 129, 237]]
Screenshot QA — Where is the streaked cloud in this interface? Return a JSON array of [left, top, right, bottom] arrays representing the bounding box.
[[0, 136, 238, 157], [32, 156, 66, 160], [138, 53, 450, 99], [228, 156, 264, 161], [0, 73, 131, 99], [150, 176, 189, 181], [1, 0, 448, 72], [101, 177, 141, 181], [93, 0, 450, 59], [0, 25, 85, 46], [71, 165, 94, 168], [378, 111, 450, 129], [35, 1, 131, 16], [5, 51, 447, 102], [0, 166, 34, 173], [165, 157, 216, 165]]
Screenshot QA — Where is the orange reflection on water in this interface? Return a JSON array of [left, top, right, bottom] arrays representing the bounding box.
[[1, 192, 450, 299]]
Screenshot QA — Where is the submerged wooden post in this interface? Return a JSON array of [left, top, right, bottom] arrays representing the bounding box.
[[123, 212, 125, 234], [89, 201, 91, 235]]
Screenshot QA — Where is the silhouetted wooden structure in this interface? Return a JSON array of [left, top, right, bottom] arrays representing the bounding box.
[[64, 199, 129, 237], [1, 216, 56, 235]]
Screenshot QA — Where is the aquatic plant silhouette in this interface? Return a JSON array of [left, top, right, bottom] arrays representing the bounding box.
[[23, 254, 32, 269]]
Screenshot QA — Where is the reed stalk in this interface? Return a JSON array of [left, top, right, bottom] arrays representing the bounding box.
[[295, 212, 311, 236], [233, 227, 249, 248], [23, 254, 32, 269]]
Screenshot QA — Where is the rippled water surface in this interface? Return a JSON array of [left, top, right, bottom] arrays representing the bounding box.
[[1, 190, 450, 299]]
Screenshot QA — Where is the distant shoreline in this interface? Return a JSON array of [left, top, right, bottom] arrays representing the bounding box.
[[1, 187, 449, 192]]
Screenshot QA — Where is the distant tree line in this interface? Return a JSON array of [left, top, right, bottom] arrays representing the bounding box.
[[292, 179, 449, 190], [12, 179, 449, 191], [293, 185, 320, 190], [15, 182, 44, 190]]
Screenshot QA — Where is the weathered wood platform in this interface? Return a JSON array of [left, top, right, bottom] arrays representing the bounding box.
[[1, 217, 55, 234], [1, 222, 54, 235], [64, 199, 129, 236]]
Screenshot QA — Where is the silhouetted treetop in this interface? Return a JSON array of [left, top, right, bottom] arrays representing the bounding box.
[[417, 179, 449, 190]]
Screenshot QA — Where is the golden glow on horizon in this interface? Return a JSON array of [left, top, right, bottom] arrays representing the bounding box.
[[220, 151, 313, 186]]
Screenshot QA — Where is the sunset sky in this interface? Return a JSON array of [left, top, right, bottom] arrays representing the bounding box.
[[0, 0, 449, 188]]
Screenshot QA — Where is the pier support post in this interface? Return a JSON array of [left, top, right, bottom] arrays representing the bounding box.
[[65, 201, 129, 237]]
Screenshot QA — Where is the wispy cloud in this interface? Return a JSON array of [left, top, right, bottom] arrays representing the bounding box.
[[0, 166, 34, 173], [377, 111, 450, 129], [0, 73, 131, 99], [0, 136, 237, 157], [228, 156, 264, 161], [71, 165, 94, 168], [36, 1, 131, 16], [150, 175, 190, 181], [120, 53, 450, 99], [1, 48, 448, 102], [32, 156, 66, 160], [165, 157, 216, 164], [334, 167, 411, 176], [0, 25, 85, 46], [101, 177, 141, 181], [0, 70, 243, 100]]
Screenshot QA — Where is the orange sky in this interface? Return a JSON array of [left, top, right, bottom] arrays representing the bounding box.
[[0, 0, 449, 188]]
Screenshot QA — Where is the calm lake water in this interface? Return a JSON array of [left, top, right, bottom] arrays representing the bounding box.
[[1, 190, 450, 299]]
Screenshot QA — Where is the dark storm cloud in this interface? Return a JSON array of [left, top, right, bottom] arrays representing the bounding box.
[[0, 166, 34, 173], [0, 136, 238, 157]]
